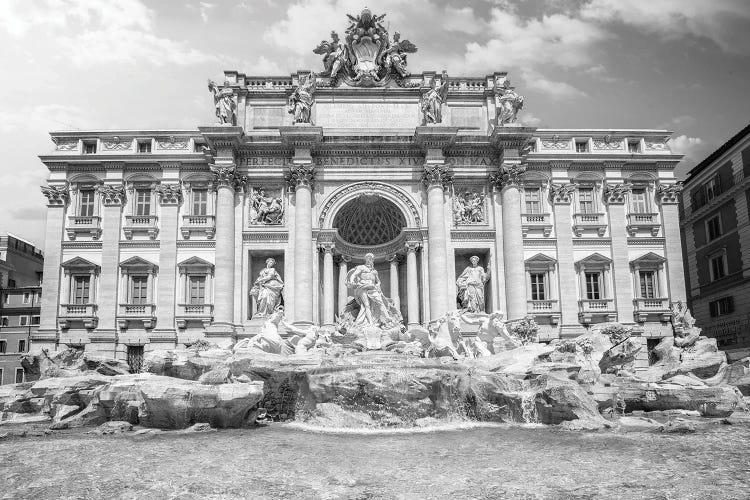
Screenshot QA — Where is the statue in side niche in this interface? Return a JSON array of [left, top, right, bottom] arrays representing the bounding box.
[[250, 258, 284, 317], [420, 71, 449, 125], [456, 256, 491, 313], [207, 80, 236, 126], [496, 81, 524, 126], [288, 72, 317, 124]]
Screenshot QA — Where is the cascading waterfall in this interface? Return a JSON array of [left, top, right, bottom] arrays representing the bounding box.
[[520, 391, 538, 424]]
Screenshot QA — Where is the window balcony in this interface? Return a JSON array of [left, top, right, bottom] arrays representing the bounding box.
[[527, 299, 560, 324], [521, 213, 553, 237], [180, 215, 215, 239], [176, 303, 213, 329], [117, 303, 156, 329], [66, 216, 102, 240], [58, 303, 98, 329], [633, 297, 671, 323], [578, 298, 616, 324], [626, 213, 661, 237], [572, 213, 607, 237], [123, 215, 159, 240]]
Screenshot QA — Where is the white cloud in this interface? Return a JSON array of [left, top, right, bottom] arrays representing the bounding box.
[[669, 134, 704, 159], [0, 0, 220, 66], [199, 2, 217, 23], [584, 64, 618, 83], [658, 115, 696, 131], [518, 112, 542, 127], [0, 104, 89, 134], [581, 0, 750, 55], [520, 69, 588, 100]]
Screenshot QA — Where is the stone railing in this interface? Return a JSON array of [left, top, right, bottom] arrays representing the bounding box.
[[118, 303, 156, 316], [578, 298, 615, 312], [124, 215, 159, 239], [180, 215, 215, 239], [176, 303, 213, 329], [527, 299, 559, 312], [626, 212, 661, 236], [633, 297, 669, 310], [59, 303, 98, 329], [521, 213, 553, 237], [572, 212, 607, 237], [66, 216, 102, 240], [245, 78, 294, 90], [448, 78, 486, 92]]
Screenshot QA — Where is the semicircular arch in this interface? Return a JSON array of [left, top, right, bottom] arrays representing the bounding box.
[[319, 182, 421, 229]]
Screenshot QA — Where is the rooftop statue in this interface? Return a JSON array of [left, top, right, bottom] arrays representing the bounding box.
[[312, 8, 418, 86], [207, 80, 236, 126], [420, 71, 449, 124], [288, 72, 317, 124], [496, 80, 524, 127]]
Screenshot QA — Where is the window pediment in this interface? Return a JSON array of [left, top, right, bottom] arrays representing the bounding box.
[[61, 256, 100, 272], [630, 252, 666, 268], [575, 252, 612, 270], [177, 256, 214, 273], [120, 256, 158, 272], [525, 253, 557, 270]]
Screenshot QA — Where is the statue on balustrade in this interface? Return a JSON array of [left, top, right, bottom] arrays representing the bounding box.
[[207, 80, 236, 126], [250, 258, 284, 317], [420, 71, 449, 125], [456, 256, 491, 313], [343, 253, 402, 329], [495, 81, 524, 126], [288, 72, 317, 124], [249, 188, 283, 225]]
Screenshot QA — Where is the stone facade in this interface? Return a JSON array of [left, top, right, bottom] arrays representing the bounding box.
[[681, 123, 750, 356], [33, 66, 685, 366]]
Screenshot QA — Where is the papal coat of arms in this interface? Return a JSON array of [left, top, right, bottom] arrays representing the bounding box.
[[313, 8, 418, 87]]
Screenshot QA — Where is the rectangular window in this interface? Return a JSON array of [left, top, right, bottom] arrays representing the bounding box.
[[72, 275, 91, 304], [83, 141, 97, 154], [189, 275, 206, 304], [15, 368, 24, 384], [630, 189, 648, 213], [19, 316, 28, 326], [0, 341, 6, 354], [628, 140, 641, 153], [135, 189, 152, 216], [30, 316, 40, 326], [192, 189, 208, 216], [79, 189, 96, 217], [706, 214, 722, 241], [530, 272, 546, 301], [639, 271, 656, 298], [575, 140, 589, 153], [709, 254, 727, 281], [130, 276, 149, 304], [579, 188, 595, 214], [23, 292, 30, 304], [137, 141, 152, 153], [18, 340, 26, 353], [1, 317, 8, 327], [709, 296, 734, 317], [525, 188, 542, 214], [705, 176, 718, 202], [585, 272, 602, 300]]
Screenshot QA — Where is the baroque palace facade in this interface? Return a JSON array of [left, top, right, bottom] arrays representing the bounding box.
[[33, 11, 686, 365]]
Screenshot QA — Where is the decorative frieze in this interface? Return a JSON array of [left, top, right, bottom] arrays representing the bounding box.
[[603, 183, 631, 204], [156, 136, 189, 150], [155, 183, 183, 205], [549, 183, 575, 204], [53, 139, 78, 151], [592, 137, 623, 150], [645, 141, 668, 151], [102, 137, 131, 151], [488, 163, 526, 190], [540, 137, 569, 149], [41, 185, 69, 206], [656, 182, 683, 204], [284, 164, 316, 191], [242, 231, 289, 242], [421, 164, 453, 189], [97, 185, 127, 206], [450, 230, 495, 241]]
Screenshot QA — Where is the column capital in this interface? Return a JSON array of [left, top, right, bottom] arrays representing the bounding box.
[[387, 253, 404, 263], [405, 241, 422, 253], [488, 162, 526, 191], [97, 184, 126, 206], [318, 241, 335, 253], [656, 182, 683, 205], [335, 254, 351, 265], [603, 182, 631, 204], [155, 183, 183, 205], [285, 163, 316, 191], [422, 164, 453, 190], [41, 184, 69, 207], [210, 164, 246, 191], [549, 183, 575, 204]]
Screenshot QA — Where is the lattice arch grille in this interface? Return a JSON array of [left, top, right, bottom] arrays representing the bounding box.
[[333, 195, 406, 246]]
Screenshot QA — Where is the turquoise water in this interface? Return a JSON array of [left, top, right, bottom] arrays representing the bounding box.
[[2, 422, 749, 499]]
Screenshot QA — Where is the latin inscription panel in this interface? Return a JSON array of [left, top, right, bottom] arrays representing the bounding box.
[[315, 102, 420, 129]]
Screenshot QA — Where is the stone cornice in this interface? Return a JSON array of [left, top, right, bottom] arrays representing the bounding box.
[[61, 241, 102, 250], [414, 126, 459, 150], [278, 126, 324, 148], [177, 240, 216, 248], [450, 230, 496, 240]]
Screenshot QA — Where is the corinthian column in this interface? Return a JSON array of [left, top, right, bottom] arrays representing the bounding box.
[[207, 165, 245, 335], [405, 242, 421, 326], [423, 165, 453, 321], [320, 242, 335, 327], [490, 162, 526, 321], [287, 164, 315, 325], [337, 255, 350, 313], [388, 254, 401, 309]]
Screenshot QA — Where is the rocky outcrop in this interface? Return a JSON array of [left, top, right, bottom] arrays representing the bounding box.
[[640, 337, 727, 382]]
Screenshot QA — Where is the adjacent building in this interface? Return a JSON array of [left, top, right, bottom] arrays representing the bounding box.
[[32, 10, 686, 370], [0, 234, 44, 384], [681, 123, 750, 355]]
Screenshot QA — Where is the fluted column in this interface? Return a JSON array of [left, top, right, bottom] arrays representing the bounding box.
[[388, 254, 401, 309], [423, 165, 452, 321], [337, 255, 350, 313], [321, 243, 335, 327], [207, 165, 244, 334], [405, 242, 420, 326], [287, 164, 315, 325], [490, 162, 526, 321]]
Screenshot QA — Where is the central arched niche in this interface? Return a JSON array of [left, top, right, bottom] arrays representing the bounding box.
[[333, 194, 406, 246]]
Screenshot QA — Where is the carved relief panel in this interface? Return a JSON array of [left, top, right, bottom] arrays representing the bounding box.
[[452, 186, 486, 226], [248, 186, 285, 226]]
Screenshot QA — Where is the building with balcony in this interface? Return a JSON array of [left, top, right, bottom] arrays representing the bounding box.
[[31, 14, 687, 369], [0, 234, 43, 384], [681, 123, 750, 355]]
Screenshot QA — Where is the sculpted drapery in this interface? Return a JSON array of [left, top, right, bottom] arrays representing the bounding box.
[[250, 258, 284, 316], [456, 256, 490, 313]]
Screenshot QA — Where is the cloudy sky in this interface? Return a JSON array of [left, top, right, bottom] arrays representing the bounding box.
[[1, 0, 749, 247]]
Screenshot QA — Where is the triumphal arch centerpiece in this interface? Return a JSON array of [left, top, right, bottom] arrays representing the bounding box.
[[34, 8, 686, 368]]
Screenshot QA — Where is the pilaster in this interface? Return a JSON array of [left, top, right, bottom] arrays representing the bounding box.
[[152, 176, 181, 343], [657, 182, 687, 303], [605, 181, 634, 324], [95, 178, 126, 341], [550, 182, 579, 334]]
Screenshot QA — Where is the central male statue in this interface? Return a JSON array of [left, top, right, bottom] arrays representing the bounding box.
[[346, 253, 401, 328]]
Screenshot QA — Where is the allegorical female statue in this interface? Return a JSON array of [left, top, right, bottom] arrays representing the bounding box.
[[250, 258, 284, 316], [420, 70, 449, 124], [207, 80, 236, 126], [288, 72, 317, 124], [346, 253, 401, 328], [456, 255, 491, 312]]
